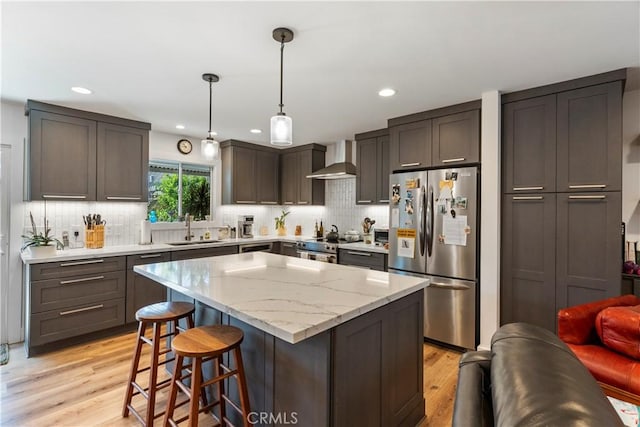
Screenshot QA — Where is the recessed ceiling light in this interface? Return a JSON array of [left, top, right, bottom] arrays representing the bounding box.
[[71, 86, 92, 95], [250, 129, 262, 134], [175, 124, 185, 130], [378, 88, 396, 97]]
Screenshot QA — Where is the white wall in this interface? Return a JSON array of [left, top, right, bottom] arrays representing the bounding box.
[[623, 89, 640, 246], [1, 100, 28, 343], [479, 91, 501, 351]]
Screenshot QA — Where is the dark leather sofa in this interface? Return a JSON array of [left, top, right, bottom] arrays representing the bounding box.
[[452, 323, 623, 427]]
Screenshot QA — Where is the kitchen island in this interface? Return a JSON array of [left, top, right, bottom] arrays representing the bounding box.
[[134, 252, 427, 427]]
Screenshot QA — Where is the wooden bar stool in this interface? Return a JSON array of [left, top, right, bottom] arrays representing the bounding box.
[[163, 325, 251, 427], [123, 301, 196, 427]]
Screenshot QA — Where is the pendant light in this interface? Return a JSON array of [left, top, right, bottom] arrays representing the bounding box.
[[201, 73, 220, 160], [270, 27, 294, 146]]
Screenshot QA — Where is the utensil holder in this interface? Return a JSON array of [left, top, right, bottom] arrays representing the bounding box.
[[85, 225, 105, 249]]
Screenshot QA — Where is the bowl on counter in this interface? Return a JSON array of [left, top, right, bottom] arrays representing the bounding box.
[[344, 230, 360, 242]]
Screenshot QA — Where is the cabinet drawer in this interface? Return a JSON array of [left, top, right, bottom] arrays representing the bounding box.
[[31, 271, 126, 314], [127, 252, 171, 269], [170, 245, 238, 261], [31, 256, 126, 281], [280, 242, 299, 257], [30, 298, 125, 346], [339, 249, 387, 271]]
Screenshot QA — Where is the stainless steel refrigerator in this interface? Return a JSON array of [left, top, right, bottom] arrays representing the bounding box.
[[388, 167, 478, 349]]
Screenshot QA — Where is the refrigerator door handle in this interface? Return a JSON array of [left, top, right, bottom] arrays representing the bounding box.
[[427, 281, 471, 290], [419, 185, 426, 256], [426, 185, 434, 257]]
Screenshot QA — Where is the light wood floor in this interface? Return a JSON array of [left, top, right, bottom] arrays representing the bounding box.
[[0, 330, 461, 426]]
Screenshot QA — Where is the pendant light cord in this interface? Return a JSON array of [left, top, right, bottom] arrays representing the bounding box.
[[279, 35, 285, 114], [208, 79, 213, 136]]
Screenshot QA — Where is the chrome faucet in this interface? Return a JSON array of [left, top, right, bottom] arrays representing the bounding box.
[[184, 213, 194, 241]]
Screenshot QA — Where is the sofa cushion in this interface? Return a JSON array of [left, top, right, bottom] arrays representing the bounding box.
[[596, 305, 640, 360], [558, 295, 640, 345], [491, 323, 622, 427], [568, 343, 640, 395]]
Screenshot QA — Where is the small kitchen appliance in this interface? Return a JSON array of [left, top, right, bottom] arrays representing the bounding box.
[[237, 215, 254, 238]]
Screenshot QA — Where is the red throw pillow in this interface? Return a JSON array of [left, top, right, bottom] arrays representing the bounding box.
[[595, 305, 640, 360]]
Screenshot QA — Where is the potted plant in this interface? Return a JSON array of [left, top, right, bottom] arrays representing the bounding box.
[[274, 210, 290, 236], [21, 212, 63, 256]]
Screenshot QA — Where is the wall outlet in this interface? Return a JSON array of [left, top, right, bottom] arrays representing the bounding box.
[[71, 225, 83, 241]]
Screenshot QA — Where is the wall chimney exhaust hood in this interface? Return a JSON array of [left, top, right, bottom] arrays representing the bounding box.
[[306, 140, 356, 179]]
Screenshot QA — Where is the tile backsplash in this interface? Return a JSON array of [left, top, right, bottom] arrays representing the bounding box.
[[219, 179, 389, 237], [22, 180, 389, 248], [23, 201, 148, 247]]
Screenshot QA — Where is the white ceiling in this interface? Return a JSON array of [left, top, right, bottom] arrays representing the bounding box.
[[2, 1, 639, 147]]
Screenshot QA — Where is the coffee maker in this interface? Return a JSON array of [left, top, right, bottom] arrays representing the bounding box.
[[238, 215, 254, 238]]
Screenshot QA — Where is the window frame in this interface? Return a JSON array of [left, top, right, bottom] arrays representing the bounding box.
[[148, 160, 213, 221]]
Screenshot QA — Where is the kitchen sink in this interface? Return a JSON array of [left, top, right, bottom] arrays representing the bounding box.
[[167, 240, 219, 246]]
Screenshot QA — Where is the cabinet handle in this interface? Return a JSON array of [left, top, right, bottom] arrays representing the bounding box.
[[568, 195, 606, 200], [513, 196, 543, 200], [442, 158, 465, 163], [106, 196, 142, 200], [59, 304, 104, 316], [297, 201, 309, 205], [59, 275, 105, 285], [357, 200, 372, 203], [401, 162, 421, 167], [513, 186, 544, 191], [60, 259, 104, 267], [282, 243, 295, 248], [140, 254, 162, 259], [236, 200, 257, 204], [568, 184, 606, 189], [347, 251, 372, 257], [427, 282, 470, 291], [260, 201, 278, 204], [283, 202, 294, 205], [379, 199, 389, 202], [42, 194, 87, 199]]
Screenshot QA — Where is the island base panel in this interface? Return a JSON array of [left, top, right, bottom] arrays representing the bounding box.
[[169, 289, 424, 426]]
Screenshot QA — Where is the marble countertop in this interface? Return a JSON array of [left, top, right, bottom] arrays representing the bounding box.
[[21, 235, 388, 264], [134, 252, 426, 344]]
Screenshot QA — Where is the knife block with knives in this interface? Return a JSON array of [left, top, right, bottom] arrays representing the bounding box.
[[84, 213, 105, 249]]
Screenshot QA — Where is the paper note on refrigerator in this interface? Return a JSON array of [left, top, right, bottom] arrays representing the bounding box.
[[397, 237, 415, 258], [391, 208, 400, 228], [443, 215, 468, 246]]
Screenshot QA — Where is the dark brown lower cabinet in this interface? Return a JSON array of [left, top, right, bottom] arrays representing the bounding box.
[[125, 252, 171, 323], [556, 192, 622, 309], [280, 241, 298, 257], [501, 191, 623, 332], [501, 194, 557, 331]]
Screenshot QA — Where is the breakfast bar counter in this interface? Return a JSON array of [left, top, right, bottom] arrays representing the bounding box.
[[134, 252, 427, 426]]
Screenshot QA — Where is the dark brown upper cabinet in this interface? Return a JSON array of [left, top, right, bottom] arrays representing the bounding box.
[[355, 128, 390, 205], [556, 81, 622, 192], [388, 101, 481, 172], [29, 110, 97, 201], [389, 120, 432, 172], [555, 192, 622, 310], [280, 144, 326, 205], [432, 109, 480, 167], [503, 95, 557, 194], [255, 149, 280, 205], [97, 123, 149, 202], [220, 140, 279, 205], [501, 193, 557, 332], [280, 151, 298, 205], [27, 100, 150, 202]]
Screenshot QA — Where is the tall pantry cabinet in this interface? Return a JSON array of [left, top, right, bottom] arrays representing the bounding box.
[[501, 71, 625, 332]]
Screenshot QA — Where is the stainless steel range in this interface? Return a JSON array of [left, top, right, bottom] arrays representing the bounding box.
[[296, 239, 338, 263]]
